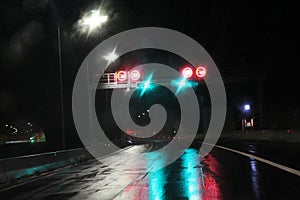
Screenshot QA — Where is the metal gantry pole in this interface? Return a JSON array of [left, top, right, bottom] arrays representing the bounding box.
[[57, 26, 66, 150]]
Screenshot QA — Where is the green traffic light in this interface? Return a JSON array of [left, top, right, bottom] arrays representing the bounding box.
[[29, 137, 35, 143], [138, 73, 155, 97], [171, 78, 198, 94]]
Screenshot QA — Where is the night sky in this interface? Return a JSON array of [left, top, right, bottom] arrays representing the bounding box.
[[0, 0, 299, 149]]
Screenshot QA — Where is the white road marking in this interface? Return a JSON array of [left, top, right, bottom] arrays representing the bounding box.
[[203, 142, 300, 177]]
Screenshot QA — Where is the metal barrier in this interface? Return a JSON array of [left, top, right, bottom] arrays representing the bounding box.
[[0, 139, 130, 184], [0, 147, 92, 184]]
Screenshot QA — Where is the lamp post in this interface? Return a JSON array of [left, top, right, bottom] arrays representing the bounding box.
[[57, 26, 65, 150], [57, 8, 108, 150]]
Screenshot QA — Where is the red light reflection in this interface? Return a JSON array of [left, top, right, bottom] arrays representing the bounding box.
[[202, 154, 222, 200]]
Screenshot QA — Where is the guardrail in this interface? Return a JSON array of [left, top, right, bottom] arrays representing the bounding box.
[[0, 147, 93, 184], [0, 139, 131, 185]]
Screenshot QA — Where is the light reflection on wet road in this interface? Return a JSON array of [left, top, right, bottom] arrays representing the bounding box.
[[1, 141, 300, 199]]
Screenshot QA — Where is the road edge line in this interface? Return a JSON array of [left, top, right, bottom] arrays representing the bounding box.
[[202, 142, 300, 177]]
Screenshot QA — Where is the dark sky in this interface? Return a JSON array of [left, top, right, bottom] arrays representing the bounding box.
[[0, 0, 299, 145], [1, 1, 298, 79], [1, 0, 298, 69]]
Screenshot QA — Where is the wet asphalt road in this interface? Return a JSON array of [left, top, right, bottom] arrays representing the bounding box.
[[1, 140, 300, 200]]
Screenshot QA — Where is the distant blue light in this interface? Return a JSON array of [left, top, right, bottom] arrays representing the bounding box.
[[244, 104, 251, 111]]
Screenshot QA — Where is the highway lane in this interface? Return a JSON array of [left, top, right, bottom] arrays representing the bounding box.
[[218, 139, 300, 171], [1, 141, 300, 199]]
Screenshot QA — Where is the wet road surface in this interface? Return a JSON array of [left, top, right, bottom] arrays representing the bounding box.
[[1, 141, 300, 199]]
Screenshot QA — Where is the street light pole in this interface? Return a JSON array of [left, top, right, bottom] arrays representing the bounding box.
[[57, 26, 66, 150], [56, 7, 108, 148]]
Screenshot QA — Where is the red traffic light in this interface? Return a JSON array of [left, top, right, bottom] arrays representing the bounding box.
[[181, 67, 193, 78], [195, 66, 206, 78], [130, 70, 141, 82], [117, 70, 127, 81]]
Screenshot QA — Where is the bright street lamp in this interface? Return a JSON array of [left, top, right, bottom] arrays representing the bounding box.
[[244, 104, 251, 111], [76, 8, 108, 36], [103, 47, 119, 65]]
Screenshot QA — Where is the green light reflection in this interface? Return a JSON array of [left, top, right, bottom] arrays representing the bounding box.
[[181, 148, 202, 200]]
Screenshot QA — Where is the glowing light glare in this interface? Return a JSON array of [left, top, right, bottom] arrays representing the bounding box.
[[195, 66, 206, 78], [182, 67, 193, 78], [29, 136, 35, 143], [144, 81, 150, 88], [103, 47, 119, 67], [77, 8, 108, 35], [130, 70, 141, 81], [82, 10, 107, 28], [103, 51, 118, 63], [179, 79, 186, 87], [244, 104, 251, 111], [139, 73, 154, 97], [117, 71, 127, 81], [171, 78, 198, 95]]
